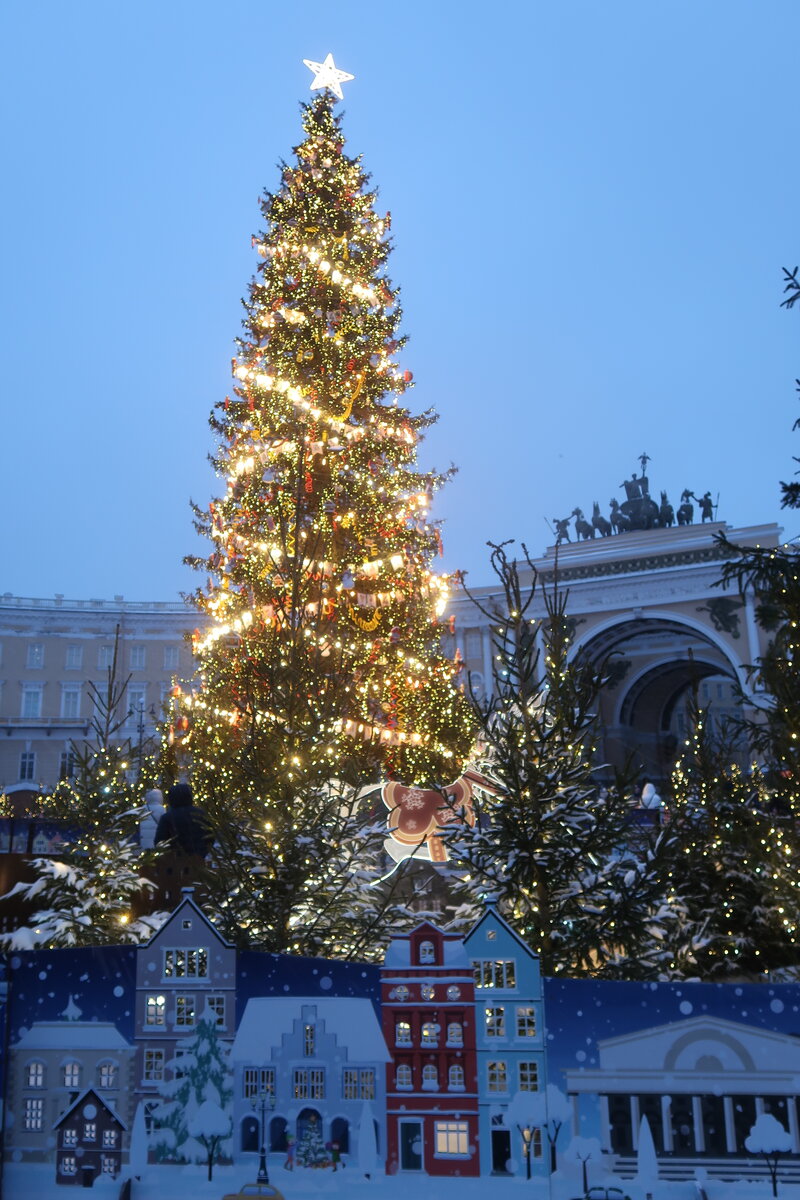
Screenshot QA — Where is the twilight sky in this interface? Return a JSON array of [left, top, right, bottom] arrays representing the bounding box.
[[2, 1, 799, 602]]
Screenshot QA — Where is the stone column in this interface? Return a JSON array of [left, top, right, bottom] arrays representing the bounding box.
[[787, 1096, 800, 1154], [630, 1095, 640, 1151], [723, 1095, 737, 1153], [660, 1095, 673, 1153], [692, 1095, 705, 1153], [598, 1095, 612, 1154]]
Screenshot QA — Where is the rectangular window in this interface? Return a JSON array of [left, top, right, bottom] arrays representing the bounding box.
[[130, 645, 146, 670], [434, 1120, 469, 1157], [530, 1128, 543, 1158], [487, 1060, 508, 1093], [63, 1128, 78, 1147], [303, 1023, 315, 1056], [206, 995, 225, 1027], [19, 752, 36, 781], [519, 1061, 539, 1091], [27, 643, 44, 669], [101, 1155, 117, 1175], [242, 1067, 275, 1099], [60, 1156, 77, 1176], [59, 749, 77, 780], [144, 1049, 165, 1081], [164, 948, 209, 978], [24, 1098, 44, 1131], [102, 1129, 118, 1148], [98, 1063, 118, 1089], [485, 1006, 506, 1037], [98, 646, 114, 670], [310, 1068, 325, 1099], [516, 1005, 537, 1038], [145, 994, 166, 1026], [126, 684, 147, 729], [21, 685, 43, 719], [61, 684, 81, 719], [84, 1121, 97, 1141], [343, 1068, 358, 1100], [293, 1069, 308, 1099], [63, 1062, 80, 1088], [472, 959, 517, 989], [164, 645, 179, 671], [176, 995, 196, 1027], [359, 1068, 375, 1100], [65, 644, 83, 670], [395, 1020, 412, 1046], [26, 1061, 45, 1087]]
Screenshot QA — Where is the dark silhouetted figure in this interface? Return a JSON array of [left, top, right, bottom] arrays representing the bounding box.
[[155, 783, 213, 857]]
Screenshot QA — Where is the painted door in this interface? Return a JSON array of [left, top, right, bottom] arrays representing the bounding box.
[[491, 1128, 511, 1173], [399, 1119, 423, 1171]]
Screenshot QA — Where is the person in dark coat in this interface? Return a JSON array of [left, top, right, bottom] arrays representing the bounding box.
[[154, 783, 213, 856]]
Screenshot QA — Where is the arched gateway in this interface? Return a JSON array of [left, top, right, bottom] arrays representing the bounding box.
[[446, 519, 780, 788]]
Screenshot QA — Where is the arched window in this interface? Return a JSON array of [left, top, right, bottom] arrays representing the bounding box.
[[448, 1064, 465, 1090], [26, 1061, 45, 1088], [395, 1020, 412, 1046], [447, 1022, 463, 1046], [421, 1064, 438, 1090], [418, 940, 435, 964], [396, 1064, 413, 1090], [63, 1061, 81, 1089], [421, 1022, 439, 1046], [98, 1061, 118, 1089]]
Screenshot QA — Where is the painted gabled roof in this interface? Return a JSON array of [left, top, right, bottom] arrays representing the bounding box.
[[14, 1021, 131, 1051], [143, 890, 234, 949], [53, 1087, 127, 1131], [230, 996, 390, 1064], [465, 905, 540, 960]]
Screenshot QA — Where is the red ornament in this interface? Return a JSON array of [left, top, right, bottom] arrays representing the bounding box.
[[403, 370, 413, 383], [224, 395, 230, 411]]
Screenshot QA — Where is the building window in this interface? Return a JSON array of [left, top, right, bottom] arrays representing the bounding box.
[[485, 1006, 506, 1037], [418, 939, 436, 964], [65, 644, 83, 670], [516, 1006, 536, 1038], [519, 1061, 539, 1091], [528, 1128, 543, 1158], [343, 1068, 358, 1100], [448, 1064, 465, 1090], [243, 1067, 274, 1098], [176, 995, 196, 1027], [60, 684, 81, 719], [164, 948, 209, 978], [130, 645, 146, 670], [359, 1068, 375, 1099], [145, 994, 166, 1026], [62, 1128, 78, 1147], [126, 684, 147, 727], [303, 1023, 315, 1056], [84, 1121, 97, 1141], [164, 645, 180, 671], [144, 1049, 165, 1081], [472, 958, 517, 989], [98, 645, 114, 669], [23, 1098, 44, 1130], [421, 1022, 439, 1046], [102, 1129, 118, 1148], [98, 1062, 118, 1089], [487, 1060, 508, 1093], [395, 1020, 412, 1046], [447, 1021, 463, 1046], [59, 749, 77, 780], [21, 685, 43, 719], [343, 1068, 374, 1099], [435, 1120, 469, 1157], [421, 1064, 438, 1090], [395, 1063, 413, 1090], [27, 643, 44, 669], [60, 1156, 77, 1176], [310, 1068, 325, 1099], [293, 1069, 310, 1099], [206, 995, 225, 1027], [19, 751, 36, 781], [63, 1061, 81, 1089], [26, 1060, 45, 1088], [101, 1155, 117, 1175]]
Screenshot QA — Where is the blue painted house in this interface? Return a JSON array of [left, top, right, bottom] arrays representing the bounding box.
[[464, 904, 548, 1179]]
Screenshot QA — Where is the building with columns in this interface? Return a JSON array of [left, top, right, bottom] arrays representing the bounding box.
[[564, 1013, 800, 1182], [445, 521, 780, 786]]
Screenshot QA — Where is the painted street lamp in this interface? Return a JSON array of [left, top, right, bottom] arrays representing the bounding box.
[[251, 1089, 276, 1183]]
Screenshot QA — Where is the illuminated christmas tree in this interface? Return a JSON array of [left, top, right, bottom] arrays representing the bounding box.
[[175, 61, 474, 952]]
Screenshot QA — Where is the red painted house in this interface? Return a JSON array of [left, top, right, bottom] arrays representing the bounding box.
[[381, 921, 479, 1177]]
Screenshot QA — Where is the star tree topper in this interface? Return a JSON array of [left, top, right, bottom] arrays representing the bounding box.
[[303, 52, 354, 101]]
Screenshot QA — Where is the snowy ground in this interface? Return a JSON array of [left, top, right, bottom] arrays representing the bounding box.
[[5, 1160, 800, 1200]]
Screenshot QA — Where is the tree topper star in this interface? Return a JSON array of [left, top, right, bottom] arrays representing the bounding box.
[[303, 53, 354, 101]]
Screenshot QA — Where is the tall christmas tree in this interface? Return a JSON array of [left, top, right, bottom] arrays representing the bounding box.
[[176, 59, 474, 952]]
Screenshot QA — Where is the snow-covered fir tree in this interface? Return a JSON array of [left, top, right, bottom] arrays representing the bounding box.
[[151, 1010, 233, 1164], [296, 1112, 329, 1168], [448, 542, 682, 977]]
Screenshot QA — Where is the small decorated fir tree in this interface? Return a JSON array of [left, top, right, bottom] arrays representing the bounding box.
[[296, 1113, 329, 1168]]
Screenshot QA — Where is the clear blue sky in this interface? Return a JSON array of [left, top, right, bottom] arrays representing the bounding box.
[[2, 1, 798, 601]]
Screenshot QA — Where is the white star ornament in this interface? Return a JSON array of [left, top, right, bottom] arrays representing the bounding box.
[[302, 53, 354, 101]]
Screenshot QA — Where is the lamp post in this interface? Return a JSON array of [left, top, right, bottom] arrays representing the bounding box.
[[517, 1124, 533, 1180], [251, 1089, 276, 1183], [128, 702, 156, 781]]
